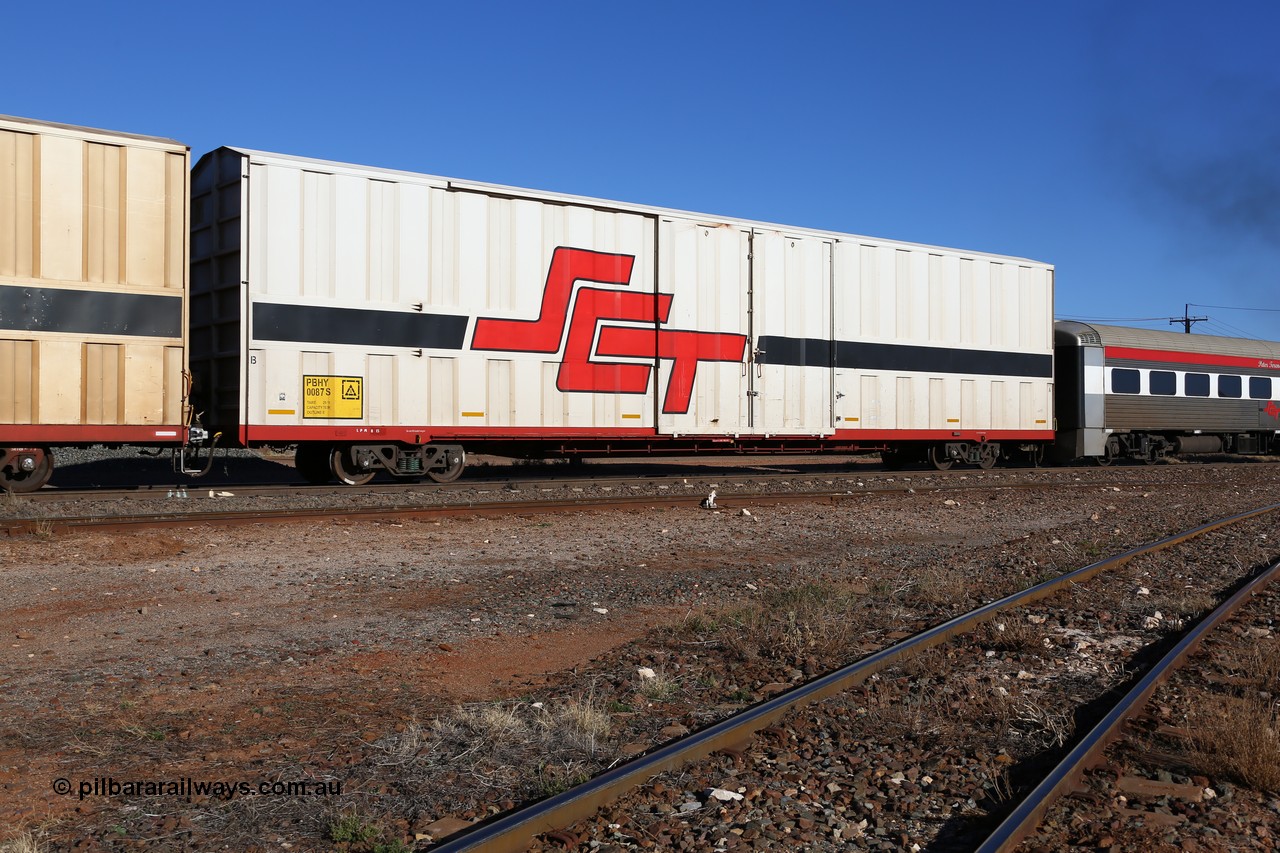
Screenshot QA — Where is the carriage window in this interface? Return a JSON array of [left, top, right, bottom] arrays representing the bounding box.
[[1111, 368, 1140, 394], [1184, 373, 1209, 397], [1149, 371, 1176, 395], [1218, 375, 1242, 398], [1250, 377, 1273, 399]]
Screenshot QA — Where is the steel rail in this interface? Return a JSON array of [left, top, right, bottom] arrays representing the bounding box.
[[0, 482, 1141, 536], [3, 476, 1256, 536], [21, 466, 1188, 504], [0, 488, 907, 536], [975, 553, 1280, 852], [423, 502, 1280, 852]]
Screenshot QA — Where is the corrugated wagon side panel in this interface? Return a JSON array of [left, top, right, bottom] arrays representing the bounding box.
[[832, 241, 1053, 435], [239, 157, 661, 436], [0, 116, 189, 438]]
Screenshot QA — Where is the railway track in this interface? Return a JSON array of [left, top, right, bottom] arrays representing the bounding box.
[[415, 504, 1280, 852], [6, 463, 1276, 536]]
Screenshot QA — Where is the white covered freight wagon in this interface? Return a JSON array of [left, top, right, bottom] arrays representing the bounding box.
[[189, 146, 1054, 484]]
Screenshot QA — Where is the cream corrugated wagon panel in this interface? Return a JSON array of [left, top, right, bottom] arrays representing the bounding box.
[[397, 183, 432, 306], [928, 378, 945, 429], [977, 260, 998, 349], [989, 261, 1019, 351], [541, 362, 562, 427], [124, 146, 168, 288], [1022, 266, 1052, 352], [164, 151, 185, 290], [84, 142, 121, 284], [397, 357, 427, 425], [367, 354, 396, 424], [366, 179, 397, 303], [855, 244, 878, 339], [254, 165, 302, 298], [84, 343, 123, 425], [961, 379, 976, 429], [895, 249, 918, 342], [301, 171, 335, 300], [428, 357, 458, 427], [36, 340, 79, 423], [486, 359, 512, 427], [990, 379, 1007, 428], [124, 345, 165, 424], [163, 345, 182, 423], [0, 129, 35, 278], [657, 219, 749, 435], [37, 134, 84, 282], [860, 375, 883, 428], [1019, 381, 1035, 430], [0, 340, 34, 423], [332, 174, 370, 302]]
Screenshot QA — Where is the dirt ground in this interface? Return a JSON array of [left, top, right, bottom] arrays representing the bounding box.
[[3, 461, 1279, 849]]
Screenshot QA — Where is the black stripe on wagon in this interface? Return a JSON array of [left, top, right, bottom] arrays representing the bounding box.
[[252, 303, 468, 350], [0, 286, 182, 338], [757, 335, 1053, 378]]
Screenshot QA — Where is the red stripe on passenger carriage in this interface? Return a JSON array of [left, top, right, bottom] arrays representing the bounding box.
[[471, 247, 636, 353], [1106, 346, 1280, 371]]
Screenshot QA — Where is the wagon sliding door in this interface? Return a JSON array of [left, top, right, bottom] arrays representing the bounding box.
[[749, 231, 833, 436], [655, 219, 751, 436]]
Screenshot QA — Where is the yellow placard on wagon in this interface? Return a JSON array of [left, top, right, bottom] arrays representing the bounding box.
[[303, 375, 363, 419]]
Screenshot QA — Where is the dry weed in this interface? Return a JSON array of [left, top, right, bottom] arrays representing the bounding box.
[[0, 832, 48, 853], [636, 668, 680, 702], [1187, 692, 1280, 792], [383, 693, 614, 798], [715, 582, 869, 664], [904, 564, 970, 608], [1149, 590, 1217, 620], [979, 618, 1045, 654]]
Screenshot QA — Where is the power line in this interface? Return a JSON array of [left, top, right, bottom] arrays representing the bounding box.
[[1054, 314, 1171, 323], [1169, 303, 1208, 334], [1189, 302, 1280, 313]]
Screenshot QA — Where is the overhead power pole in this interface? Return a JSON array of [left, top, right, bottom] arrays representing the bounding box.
[[1169, 304, 1208, 333]]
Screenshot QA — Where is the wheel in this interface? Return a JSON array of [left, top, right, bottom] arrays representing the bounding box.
[[977, 444, 998, 470], [294, 444, 333, 484], [1094, 438, 1119, 467], [927, 445, 954, 471], [330, 446, 376, 486], [0, 448, 54, 493], [426, 448, 466, 483]]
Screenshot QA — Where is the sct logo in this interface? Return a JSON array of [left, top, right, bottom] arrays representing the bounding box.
[[471, 247, 747, 414]]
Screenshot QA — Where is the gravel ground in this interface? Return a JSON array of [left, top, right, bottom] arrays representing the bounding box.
[[1, 460, 1278, 850]]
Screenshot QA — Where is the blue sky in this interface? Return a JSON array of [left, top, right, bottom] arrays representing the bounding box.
[[8, 1, 1280, 339]]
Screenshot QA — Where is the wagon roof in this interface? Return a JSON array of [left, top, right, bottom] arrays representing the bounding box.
[[208, 145, 1053, 268], [1058, 321, 1280, 360], [0, 114, 187, 150]]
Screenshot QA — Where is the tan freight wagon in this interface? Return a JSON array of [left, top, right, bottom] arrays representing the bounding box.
[[0, 115, 205, 491]]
